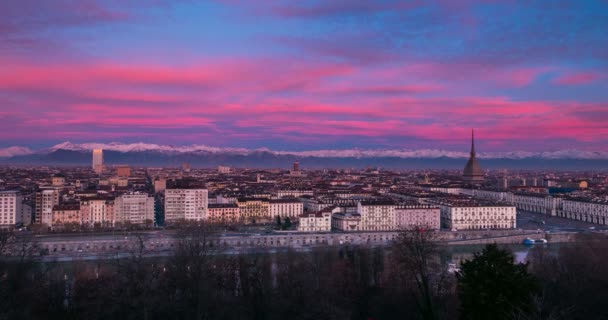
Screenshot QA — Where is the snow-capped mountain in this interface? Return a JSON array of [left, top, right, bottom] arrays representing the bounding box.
[[1, 142, 607, 170], [0, 146, 34, 158], [43, 141, 608, 160], [48, 142, 256, 155]]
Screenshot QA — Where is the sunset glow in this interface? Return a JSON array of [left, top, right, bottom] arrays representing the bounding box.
[[1, 0, 607, 151]]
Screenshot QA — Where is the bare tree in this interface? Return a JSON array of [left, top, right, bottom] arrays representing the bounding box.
[[166, 222, 222, 319], [391, 226, 448, 320]]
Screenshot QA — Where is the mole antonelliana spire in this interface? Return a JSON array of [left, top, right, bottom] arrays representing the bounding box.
[[463, 129, 484, 183]]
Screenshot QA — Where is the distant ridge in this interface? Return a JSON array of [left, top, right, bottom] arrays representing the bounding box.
[[1, 141, 604, 160], [0, 142, 607, 170]]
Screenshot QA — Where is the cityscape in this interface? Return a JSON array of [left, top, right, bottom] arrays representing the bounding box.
[[1, 1, 608, 320]]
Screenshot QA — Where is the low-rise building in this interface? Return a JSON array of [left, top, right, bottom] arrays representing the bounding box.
[[561, 198, 608, 225], [52, 203, 81, 226], [331, 212, 362, 231], [208, 203, 240, 224], [512, 193, 562, 216], [428, 196, 516, 230], [395, 203, 440, 230], [277, 189, 313, 198], [269, 199, 303, 219], [80, 198, 115, 227], [357, 200, 397, 231], [237, 198, 270, 224], [298, 206, 335, 232]]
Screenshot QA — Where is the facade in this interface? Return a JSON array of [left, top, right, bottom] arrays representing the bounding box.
[[512, 193, 562, 216], [51, 174, 66, 186], [428, 197, 516, 230], [217, 166, 231, 174], [35, 189, 60, 226], [462, 188, 608, 226], [301, 197, 358, 212], [52, 203, 81, 226], [20, 204, 32, 226], [116, 165, 131, 177], [331, 213, 362, 231], [237, 198, 270, 223], [164, 188, 208, 223], [463, 130, 484, 183], [154, 178, 167, 193], [269, 199, 304, 218], [92, 149, 104, 174], [561, 199, 608, 225], [395, 204, 440, 230], [298, 207, 335, 232], [114, 193, 155, 225], [357, 200, 397, 231], [80, 198, 115, 227], [207, 203, 240, 224], [277, 189, 313, 198], [0, 191, 23, 227], [461, 188, 511, 202]]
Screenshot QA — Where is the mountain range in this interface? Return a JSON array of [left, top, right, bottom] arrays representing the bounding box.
[[0, 142, 606, 169]]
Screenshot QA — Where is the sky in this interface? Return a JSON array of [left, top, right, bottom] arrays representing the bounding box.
[[0, 0, 607, 152]]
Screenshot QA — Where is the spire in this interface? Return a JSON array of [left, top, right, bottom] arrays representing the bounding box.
[[470, 128, 476, 157]]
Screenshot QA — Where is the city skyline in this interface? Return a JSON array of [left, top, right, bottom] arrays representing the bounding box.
[[1, 1, 607, 152]]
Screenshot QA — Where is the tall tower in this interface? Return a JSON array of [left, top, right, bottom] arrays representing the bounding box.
[[463, 129, 484, 183], [92, 149, 104, 174], [293, 160, 300, 171]]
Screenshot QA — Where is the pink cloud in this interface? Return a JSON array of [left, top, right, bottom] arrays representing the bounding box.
[[0, 54, 606, 151], [554, 72, 602, 85]]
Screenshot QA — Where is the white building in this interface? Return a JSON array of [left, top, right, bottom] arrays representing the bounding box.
[[460, 189, 511, 203], [218, 166, 231, 174], [80, 198, 115, 227], [269, 199, 304, 218], [0, 191, 23, 227], [561, 198, 608, 225], [395, 204, 440, 230], [428, 187, 462, 195], [165, 188, 208, 222], [36, 189, 60, 226], [462, 188, 608, 226], [461, 188, 561, 216], [512, 193, 562, 216], [277, 190, 313, 198], [428, 197, 516, 230], [115, 193, 155, 225], [331, 213, 361, 231], [298, 207, 336, 232], [92, 149, 104, 174], [357, 200, 397, 231]]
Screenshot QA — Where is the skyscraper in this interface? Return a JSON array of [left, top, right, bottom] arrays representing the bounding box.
[[93, 149, 104, 174], [463, 129, 485, 183]]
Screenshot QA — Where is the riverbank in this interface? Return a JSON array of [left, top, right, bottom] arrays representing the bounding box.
[[19, 228, 583, 262]]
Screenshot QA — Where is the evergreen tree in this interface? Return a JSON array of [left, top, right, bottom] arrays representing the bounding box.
[[457, 244, 538, 320], [283, 217, 292, 230]]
